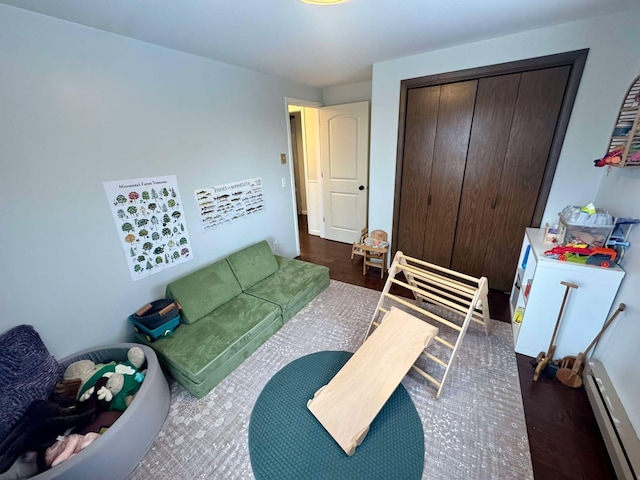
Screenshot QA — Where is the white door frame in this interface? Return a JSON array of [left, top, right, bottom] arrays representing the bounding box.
[[284, 97, 323, 257]]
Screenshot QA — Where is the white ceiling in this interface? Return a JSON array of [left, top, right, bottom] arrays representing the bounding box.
[[1, 0, 637, 88]]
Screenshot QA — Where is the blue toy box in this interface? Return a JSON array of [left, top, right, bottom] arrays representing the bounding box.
[[129, 299, 181, 342]]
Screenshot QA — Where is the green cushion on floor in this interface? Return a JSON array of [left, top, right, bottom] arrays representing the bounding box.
[[146, 240, 329, 399], [226, 240, 279, 290], [166, 259, 242, 325], [137, 293, 282, 397], [245, 256, 329, 321]]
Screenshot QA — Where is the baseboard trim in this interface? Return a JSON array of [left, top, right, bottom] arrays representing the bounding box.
[[584, 360, 640, 480]]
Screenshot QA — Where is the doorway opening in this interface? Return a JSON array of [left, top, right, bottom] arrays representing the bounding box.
[[285, 99, 323, 259], [289, 112, 307, 217], [285, 98, 371, 255], [284, 98, 322, 258]]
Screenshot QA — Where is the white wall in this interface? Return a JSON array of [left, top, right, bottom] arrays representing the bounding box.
[[0, 4, 321, 357], [369, 8, 640, 245], [593, 165, 640, 434], [368, 7, 640, 436], [322, 81, 372, 106]]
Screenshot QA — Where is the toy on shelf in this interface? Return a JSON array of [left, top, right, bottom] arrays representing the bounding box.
[[607, 218, 639, 264], [544, 245, 617, 268], [594, 145, 625, 167], [543, 223, 560, 243], [513, 306, 525, 325], [557, 204, 614, 248]]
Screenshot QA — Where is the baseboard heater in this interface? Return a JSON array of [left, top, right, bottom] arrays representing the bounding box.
[[584, 360, 640, 480]]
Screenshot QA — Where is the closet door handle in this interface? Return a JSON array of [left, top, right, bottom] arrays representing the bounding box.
[[491, 196, 497, 210], [427, 194, 432, 206]]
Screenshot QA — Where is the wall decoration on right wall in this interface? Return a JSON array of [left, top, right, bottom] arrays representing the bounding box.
[[594, 75, 640, 167]]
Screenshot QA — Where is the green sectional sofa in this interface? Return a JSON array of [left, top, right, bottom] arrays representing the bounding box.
[[134, 240, 329, 398]]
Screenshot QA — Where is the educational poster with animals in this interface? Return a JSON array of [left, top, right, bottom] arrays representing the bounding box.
[[195, 177, 264, 231], [103, 175, 193, 281]]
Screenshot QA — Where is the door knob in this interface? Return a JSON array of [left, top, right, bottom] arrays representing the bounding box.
[[359, 185, 365, 191]]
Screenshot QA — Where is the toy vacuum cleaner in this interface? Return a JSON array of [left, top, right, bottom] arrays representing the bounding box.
[[130, 298, 181, 342]]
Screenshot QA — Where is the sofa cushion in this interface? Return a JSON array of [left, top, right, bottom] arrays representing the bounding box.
[[166, 259, 242, 324], [149, 313, 282, 399], [141, 293, 282, 387], [226, 240, 279, 290], [245, 256, 330, 321]]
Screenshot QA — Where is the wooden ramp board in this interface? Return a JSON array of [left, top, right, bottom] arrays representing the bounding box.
[[307, 307, 438, 456]]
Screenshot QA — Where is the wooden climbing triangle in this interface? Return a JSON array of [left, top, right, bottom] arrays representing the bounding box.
[[363, 251, 492, 398]]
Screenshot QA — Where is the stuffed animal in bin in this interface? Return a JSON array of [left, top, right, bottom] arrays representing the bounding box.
[[63, 347, 145, 412]]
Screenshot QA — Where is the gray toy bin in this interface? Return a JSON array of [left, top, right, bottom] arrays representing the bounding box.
[[34, 343, 170, 480]]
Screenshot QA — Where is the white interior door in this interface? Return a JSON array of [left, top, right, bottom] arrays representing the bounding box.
[[320, 101, 369, 244]]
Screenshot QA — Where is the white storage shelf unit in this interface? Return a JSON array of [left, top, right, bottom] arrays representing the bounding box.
[[510, 228, 625, 359]]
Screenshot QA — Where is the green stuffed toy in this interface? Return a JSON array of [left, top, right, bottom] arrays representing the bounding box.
[[64, 347, 146, 412]]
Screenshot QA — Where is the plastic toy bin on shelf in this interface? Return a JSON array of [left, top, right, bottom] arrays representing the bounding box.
[[557, 206, 614, 248]]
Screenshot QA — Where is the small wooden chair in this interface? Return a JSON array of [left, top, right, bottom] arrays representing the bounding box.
[[350, 228, 368, 260], [361, 230, 389, 278]]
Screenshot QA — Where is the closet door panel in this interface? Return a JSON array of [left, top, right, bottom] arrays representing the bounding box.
[[483, 66, 571, 291], [450, 74, 521, 277], [422, 80, 477, 267], [396, 86, 440, 258]]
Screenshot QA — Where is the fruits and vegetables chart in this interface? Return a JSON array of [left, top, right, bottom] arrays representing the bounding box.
[[195, 177, 264, 231], [103, 175, 193, 281]]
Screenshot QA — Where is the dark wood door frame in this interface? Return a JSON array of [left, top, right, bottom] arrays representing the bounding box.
[[392, 49, 588, 259]]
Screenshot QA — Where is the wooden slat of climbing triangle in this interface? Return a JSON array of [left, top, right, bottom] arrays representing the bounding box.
[[307, 307, 438, 456]]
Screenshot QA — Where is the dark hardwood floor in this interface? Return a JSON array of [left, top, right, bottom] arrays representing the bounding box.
[[297, 215, 616, 480]]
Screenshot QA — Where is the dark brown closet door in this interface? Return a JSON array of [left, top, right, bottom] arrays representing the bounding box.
[[482, 66, 571, 290], [394, 51, 586, 292], [396, 86, 440, 258], [450, 74, 521, 277], [421, 81, 477, 267], [396, 81, 477, 263]]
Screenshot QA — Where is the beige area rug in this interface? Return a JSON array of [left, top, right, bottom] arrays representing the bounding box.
[[128, 280, 533, 480]]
